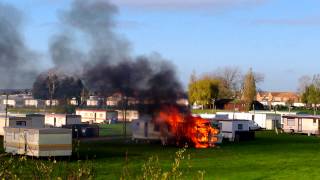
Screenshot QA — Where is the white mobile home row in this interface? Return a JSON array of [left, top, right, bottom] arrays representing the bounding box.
[[216, 112, 281, 130], [0, 113, 83, 136], [1, 97, 60, 108]]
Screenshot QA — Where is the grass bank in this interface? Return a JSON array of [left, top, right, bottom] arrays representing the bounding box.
[[2, 129, 320, 179]]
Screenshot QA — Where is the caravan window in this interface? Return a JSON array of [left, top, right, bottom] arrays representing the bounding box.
[[238, 124, 243, 130], [154, 124, 160, 132], [287, 119, 295, 126], [313, 119, 317, 126], [16, 121, 26, 126]]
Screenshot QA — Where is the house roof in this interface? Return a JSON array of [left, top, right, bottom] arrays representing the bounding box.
[[257, 91, 300, 102]]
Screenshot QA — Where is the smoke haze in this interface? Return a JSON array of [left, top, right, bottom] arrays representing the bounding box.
[[1, 0, 183, 103], [0, 3, 38, 88]]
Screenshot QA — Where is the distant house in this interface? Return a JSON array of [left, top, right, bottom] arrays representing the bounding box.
[[282, 115, 320, 135], [256, 92, 303, 107], [215, 99, 264, 111]]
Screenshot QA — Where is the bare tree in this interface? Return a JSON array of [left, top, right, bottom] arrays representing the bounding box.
[[47, 70, 58, 108], [312, 74, 320, 88], [298, 75, 311, 94], [212, 66, 242, 94], [253, 72, 265, 84]]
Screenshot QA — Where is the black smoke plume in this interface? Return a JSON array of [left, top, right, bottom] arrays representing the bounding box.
[[0, 3, 38, 88], [40, 0, 182, 103], [31, 0, 183, 107]]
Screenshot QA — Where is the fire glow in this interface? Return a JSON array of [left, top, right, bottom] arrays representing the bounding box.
[[156, 106, 219, 148]]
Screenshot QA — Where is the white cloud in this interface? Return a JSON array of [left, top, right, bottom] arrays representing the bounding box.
[[110, 0, 268, 10], [253, 17, 320, 26]]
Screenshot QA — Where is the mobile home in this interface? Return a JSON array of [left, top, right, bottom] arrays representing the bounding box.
[[76, 109, 118, 124], [216, 112, 281, 130], [131, 118, 166, 143], [4, 127, 72, 157], [211, 119, 254, 142], [282, 115, 320, 135], [45, 114, 81, 127], [0, 114, 45, 136]]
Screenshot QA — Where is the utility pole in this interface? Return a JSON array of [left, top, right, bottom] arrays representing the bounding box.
[[274, 106, 278, 134], [122, 96, 128, 139], [233, 93, 236, 120], [5, 94, 8, 127], [211, 98, 216, 111]]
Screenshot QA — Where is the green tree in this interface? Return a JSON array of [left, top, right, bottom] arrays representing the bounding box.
[[242, 69, 256, 111], [303, 84, 320, 115], [188, 77, 220, 109]]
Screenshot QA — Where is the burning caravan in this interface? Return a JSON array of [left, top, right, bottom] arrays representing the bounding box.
[[132, 107, 221, 148], [4, 127, 72, 157]]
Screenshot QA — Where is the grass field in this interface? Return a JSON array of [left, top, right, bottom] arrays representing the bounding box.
[[2, 124, 320, 179], [99, 123, 132, 136]]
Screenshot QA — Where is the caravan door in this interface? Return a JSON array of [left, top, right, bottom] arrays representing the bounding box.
[[298, 118, 302, 132], [144, 122, 148, 137]]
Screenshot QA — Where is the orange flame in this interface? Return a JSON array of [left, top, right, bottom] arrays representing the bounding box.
[[156, 106, 219, 148]]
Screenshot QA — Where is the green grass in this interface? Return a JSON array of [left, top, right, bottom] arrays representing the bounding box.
[[2, 130, 320, 179], [99, 123, 132, 136], [79, 131, 320, 179]]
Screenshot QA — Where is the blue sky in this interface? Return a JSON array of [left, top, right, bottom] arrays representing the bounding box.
[[3, 0, 320, 91]]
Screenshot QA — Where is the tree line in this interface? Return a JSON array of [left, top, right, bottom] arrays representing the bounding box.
[[32, 71, 85, 106], [188, 67, 263, 111], [300, 74, 320, 114]]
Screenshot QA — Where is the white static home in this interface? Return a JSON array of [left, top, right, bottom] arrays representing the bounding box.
[[24, 99, 45, 108], [76, 109, 118, 124], [211, 119, 252, 142], [1, 97, 24, 108], [0, 114, 45, 136], [45, 114, 81, 127], [216, 112, 281, 130], [116, 110, 139, 122], [45, 100, 59, 106], [4, 127, 72, 157], [282, 115, 320, 135]]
